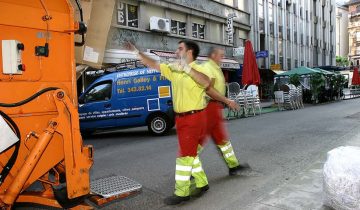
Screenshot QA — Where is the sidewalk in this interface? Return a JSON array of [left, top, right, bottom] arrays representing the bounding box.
[[244, 129, 360, 210]]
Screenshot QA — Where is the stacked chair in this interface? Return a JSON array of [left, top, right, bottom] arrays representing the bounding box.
[[279, 84, 304, 110], [226, 82, 261, 120]]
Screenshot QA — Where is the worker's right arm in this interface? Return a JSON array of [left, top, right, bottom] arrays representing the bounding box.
[[124, 42, 210, 87], [124, 42, 161, 70]]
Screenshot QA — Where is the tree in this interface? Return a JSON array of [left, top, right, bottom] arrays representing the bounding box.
[[336, 56, 350, 67], [289, 74, 301, 87], [310, 73, 326, 104]]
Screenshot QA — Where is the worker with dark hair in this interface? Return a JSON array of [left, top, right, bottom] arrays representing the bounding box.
[[124, 40, 239, 205]]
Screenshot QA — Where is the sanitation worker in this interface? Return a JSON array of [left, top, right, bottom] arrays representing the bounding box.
[[124, 40, 239, 205], [198, 47, 250, 176]]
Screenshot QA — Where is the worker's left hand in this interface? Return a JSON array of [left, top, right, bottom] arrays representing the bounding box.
[[168, 60, 191, 74], [227, 100, 240, 111]]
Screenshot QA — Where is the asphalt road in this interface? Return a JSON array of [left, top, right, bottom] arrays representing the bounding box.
[[19, 98, 360, 210]]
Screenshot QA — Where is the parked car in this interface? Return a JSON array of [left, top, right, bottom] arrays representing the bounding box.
[[78, 67, 174, 136]]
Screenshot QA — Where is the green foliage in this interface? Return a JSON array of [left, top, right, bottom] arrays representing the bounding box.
[[310, 73, 326, 103], [329, 74, 346, 100], [336, 56, 350, 67], [289, 74, 301, 87]]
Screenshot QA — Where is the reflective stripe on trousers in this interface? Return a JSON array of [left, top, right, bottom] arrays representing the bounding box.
[[217, 141, 239, 169]]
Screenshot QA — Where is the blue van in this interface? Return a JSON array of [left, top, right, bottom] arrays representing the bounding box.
[[78, 67, 174, 135]]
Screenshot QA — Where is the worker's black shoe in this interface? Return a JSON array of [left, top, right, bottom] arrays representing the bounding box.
[[191, 185, 209, 197], [229, 163, 251, 176], [164, 195, 190, 205]]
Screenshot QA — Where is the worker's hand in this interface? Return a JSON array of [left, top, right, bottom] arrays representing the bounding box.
[[179, 56, 192, 74], [168, 60, 191, 74], [168, 60, 182, 71], [226, 100, 240, 111], [124, 41, 139, 54]]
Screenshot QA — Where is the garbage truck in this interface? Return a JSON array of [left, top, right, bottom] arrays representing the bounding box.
[[0, 0, 141, 209]]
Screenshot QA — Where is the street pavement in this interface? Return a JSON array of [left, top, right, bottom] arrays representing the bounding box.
[[20, 98, 360, 209]]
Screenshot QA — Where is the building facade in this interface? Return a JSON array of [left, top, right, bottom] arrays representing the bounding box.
[[346, 0, 360, 66], [335, 3, 349, 57], [107, 0, 251, 67], [75, 0, 252, 83], [252, 0, 336, 71]]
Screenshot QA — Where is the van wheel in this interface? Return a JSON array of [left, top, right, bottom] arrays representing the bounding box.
[[147, 114, 170, 136]]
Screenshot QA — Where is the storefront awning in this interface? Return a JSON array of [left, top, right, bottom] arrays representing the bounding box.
[[150, 50, 241, 69], [271, 70, 286, 74], [103, 49, 160, 63]]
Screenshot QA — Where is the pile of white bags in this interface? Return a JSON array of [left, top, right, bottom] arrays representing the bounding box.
[[323, 146, 360, 210]]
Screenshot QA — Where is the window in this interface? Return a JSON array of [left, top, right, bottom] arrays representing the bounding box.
[[270, 22, 274, 36], [278, 9, 282, 23], [259, 20, 265, 33], [83, 81, 112, 103], [269, 3, 273, 22], [306, 36, 309, 46], [306, 10, 308, 21], [192, 23, 205, 39], [258, 0, 264, 19], [287, 28, 290, 40], [279, 26, 283, 39], [301, 34, 303, 45], [270, 37, 274, 53], [117, 2, 138, 28], [270, 54, 275, 64], [294, 32, 297, 43], [287, 58, 291, 70], [293, 3, 296, 15], [356, 32, 360, 41], [356, 5, 360, 13], [171, 20, 186, 36]]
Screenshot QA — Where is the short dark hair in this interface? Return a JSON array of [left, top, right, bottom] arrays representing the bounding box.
[[178, 40, 200, 60]]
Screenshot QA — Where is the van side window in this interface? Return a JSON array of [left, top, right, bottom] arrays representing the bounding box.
[[84, 81, 112, 103]]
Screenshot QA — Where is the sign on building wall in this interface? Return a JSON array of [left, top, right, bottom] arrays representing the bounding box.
[[117, 1, 138, 28], [270, 64, 282, 70], [256, 50, 269, 58], [233, 47, 244, 56], [227, 13, 236, 45], [127, 4, 138, 28], [117, 2, 127, 26]]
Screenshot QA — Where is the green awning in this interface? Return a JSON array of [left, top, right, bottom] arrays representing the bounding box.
[[313, 68, 336, 75], [274, 66, 322, 77]]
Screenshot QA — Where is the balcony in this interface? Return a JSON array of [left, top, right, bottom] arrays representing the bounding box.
[[350, 11, 360, 18]]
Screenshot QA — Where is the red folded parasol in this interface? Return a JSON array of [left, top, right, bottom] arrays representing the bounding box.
[[242, 40, 260, 86], [352, 67, 360, 85]]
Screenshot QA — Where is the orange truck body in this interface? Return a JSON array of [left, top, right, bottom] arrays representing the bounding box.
[[0, 0, 94, 209]]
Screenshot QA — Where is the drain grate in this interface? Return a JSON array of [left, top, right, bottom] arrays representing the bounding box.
[[90, 176, 142, 198]]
